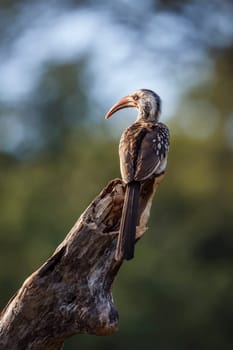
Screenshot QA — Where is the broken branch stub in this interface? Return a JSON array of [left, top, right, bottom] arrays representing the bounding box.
[[0, 174, 165, 350]]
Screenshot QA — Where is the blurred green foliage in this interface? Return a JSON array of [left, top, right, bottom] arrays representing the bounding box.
[[0, 1, 233, 350]]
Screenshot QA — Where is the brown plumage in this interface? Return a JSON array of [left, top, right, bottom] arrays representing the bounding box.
[[105, 89, 170, 261]]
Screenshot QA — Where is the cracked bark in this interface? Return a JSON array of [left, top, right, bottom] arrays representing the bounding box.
[[0, 174, 165, 350]]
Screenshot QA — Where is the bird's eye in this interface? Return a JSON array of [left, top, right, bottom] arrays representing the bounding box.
[[133, 95, 139, 101]]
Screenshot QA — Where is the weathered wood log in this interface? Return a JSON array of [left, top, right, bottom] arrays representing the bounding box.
[[0, 174, 165, 350]]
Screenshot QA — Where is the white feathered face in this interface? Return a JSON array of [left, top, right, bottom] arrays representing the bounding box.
[[105, 89, 161, 121], [129, 89, 161, 120]]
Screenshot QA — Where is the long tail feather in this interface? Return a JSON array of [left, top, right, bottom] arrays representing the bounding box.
[[115, 181, 140, 261]]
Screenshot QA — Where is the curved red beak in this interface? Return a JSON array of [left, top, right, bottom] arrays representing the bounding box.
[[105, 96, 137, 119]]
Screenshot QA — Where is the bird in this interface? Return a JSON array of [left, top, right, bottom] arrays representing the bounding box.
[[105, 89, 170, 261]]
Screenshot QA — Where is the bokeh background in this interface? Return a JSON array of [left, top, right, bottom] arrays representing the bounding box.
[[0, 0, 233, 349]]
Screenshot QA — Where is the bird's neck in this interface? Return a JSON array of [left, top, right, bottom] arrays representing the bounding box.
[[136, 110, 159, 124]]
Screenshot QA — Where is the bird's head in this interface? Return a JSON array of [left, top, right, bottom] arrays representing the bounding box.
[[105, 89, 161, 122]]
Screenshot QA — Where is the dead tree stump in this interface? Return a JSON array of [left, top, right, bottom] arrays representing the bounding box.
[[0, 174, 165, 350]]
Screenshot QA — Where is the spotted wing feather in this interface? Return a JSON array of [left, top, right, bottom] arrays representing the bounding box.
[[134, 123, 169, 181]]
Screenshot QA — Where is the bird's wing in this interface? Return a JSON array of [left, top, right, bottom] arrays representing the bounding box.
[[119, 124, 148, 183], [134, 123, 169, 181]]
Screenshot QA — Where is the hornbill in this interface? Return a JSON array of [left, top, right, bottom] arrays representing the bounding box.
[[105, 89, 170, 261]]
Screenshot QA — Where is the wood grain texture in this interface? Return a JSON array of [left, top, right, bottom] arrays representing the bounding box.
[[0, 174, 165, 350]]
